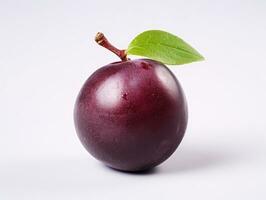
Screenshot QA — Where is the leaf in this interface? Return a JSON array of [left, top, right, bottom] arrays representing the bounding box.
[[126, 30, 204, 65]]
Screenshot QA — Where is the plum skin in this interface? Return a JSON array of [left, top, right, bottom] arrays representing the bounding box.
[[74, 58, 188, 172]]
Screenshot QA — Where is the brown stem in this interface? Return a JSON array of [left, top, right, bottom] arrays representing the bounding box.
[[95, 32, 128, 61]]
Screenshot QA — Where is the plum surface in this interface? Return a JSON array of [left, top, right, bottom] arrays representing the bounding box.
[[74, 58, 188, 171]]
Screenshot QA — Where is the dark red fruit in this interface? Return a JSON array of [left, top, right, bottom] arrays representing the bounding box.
[[74, 58, 188, 171]]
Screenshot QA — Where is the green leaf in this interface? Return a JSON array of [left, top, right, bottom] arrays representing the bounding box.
[[126, 30, 204, 65]]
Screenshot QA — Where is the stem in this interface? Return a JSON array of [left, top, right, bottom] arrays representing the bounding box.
[[95, 32, 128, 61]]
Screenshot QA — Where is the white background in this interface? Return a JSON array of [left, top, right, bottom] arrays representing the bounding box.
[[1, 0, 266, 199]]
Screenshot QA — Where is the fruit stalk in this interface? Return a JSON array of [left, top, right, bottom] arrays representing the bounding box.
[[95, 32, 128, 61]]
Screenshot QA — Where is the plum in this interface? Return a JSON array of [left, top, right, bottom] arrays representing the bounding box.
[[73, 31, 198, 172]]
